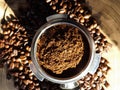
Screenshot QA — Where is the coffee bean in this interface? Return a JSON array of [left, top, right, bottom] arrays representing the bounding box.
[[27, 83, 35, 90], [13, 72, 19, 77], [84, 14, 91, 19], [20, 83, 26, 90], [80, 18, 85, 24], [104, 81, 110, 87], [58, 9, 67, 14], [69, 14, 76, 18], [19, 75, 25, 79], [46, 0, 51, 3], [6, 72, 12, 80], [26, 46, 31, 52], [35, 87, 41, 90], [19, 66, 24, 71], [20, 56, 27, 61], [8, 22, 14, 26], [9, 62, 15, 70], [4, 35, 9, 40]]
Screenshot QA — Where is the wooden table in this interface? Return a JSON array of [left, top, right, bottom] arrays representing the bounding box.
[[0, 0, 120, 90]]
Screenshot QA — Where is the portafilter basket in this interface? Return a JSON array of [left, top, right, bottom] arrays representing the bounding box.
[[30, 14, 101, 90]]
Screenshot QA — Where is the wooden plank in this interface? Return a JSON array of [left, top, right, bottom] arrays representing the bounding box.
[[0, 68, 17, 90], [87, 0, 120, 48]]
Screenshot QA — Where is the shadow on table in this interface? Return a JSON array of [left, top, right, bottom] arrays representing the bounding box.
[[4, 0, 55, 30]]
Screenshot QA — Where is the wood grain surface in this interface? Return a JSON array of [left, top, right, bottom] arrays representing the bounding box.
[[0, 0, 120, 90], [87, 0, 120, 49]]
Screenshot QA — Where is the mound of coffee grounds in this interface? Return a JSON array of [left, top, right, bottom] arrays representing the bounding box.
[[37, 24, 84, 74]]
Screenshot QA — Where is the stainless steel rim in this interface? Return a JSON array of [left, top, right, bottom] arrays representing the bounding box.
[[31, 19, 95, 84]]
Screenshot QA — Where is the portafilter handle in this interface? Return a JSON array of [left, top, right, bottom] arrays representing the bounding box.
[[60, 82, 80, 90]]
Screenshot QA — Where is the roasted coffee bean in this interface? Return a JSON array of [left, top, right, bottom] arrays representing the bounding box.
[[14, 78, 19, 87], [4, 35, 9, 40], [12, 72, 19, 77], [20, 83, 26, 90], [34, 83, 39, 87], [84, 14, 91, 19], [9, 62, 15, 70], [101, 87, 105, 90], [104, 81, 110, 87], [46, 0, 51, 3], [3, 30, 11, 35], [8, 22, 14, 27], [58, 8, 67, 14], [19, 66, 24, 71], [35, 87, 41, 90], [20, 56, 27, 61], [26, 46, 31, 52], [6, 72, 12, 80], [27, 83, 35, 90], [25, 52, 30, 57], [23, 80, 30, 85]]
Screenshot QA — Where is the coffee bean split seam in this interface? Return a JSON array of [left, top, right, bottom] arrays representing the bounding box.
[[0, 0, 111, 90]]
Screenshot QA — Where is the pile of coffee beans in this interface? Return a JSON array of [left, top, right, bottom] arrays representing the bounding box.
[[0, 19, 41, 90], [78, 57, 110, 90], [0, 0, 111, 90]]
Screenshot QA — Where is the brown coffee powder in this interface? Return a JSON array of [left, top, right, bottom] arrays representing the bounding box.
[[37, 24, 84, 74]]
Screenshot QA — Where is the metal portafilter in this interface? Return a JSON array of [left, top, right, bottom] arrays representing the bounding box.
[[30, 14, 101, 90]]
